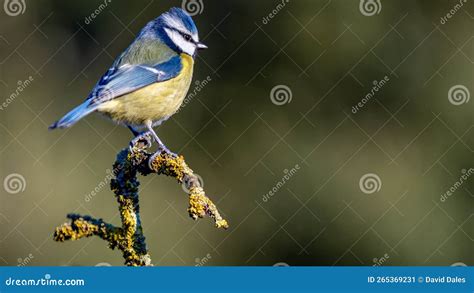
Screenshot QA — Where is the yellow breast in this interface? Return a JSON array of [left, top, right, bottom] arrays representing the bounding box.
[[97, 53, 194, 126]]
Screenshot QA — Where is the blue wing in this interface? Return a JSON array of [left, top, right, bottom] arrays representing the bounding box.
[[87, 55, 183, 107], [48, 55, 182, 129]]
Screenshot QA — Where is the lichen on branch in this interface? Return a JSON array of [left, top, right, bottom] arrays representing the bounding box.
[[53, 139, 228, 266], [146, 150, 228, 229]]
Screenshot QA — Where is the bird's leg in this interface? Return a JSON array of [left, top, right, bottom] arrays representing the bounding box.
[[127, 125, 141, 136], [128, 125, 152, 149], [145, 121, 177, 157]]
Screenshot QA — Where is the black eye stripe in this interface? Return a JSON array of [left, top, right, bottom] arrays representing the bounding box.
[[166, 27, 196, 45], [173, 29, 194, 42]]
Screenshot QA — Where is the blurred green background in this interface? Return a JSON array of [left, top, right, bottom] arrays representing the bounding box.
[[0, 0, 473, 266]]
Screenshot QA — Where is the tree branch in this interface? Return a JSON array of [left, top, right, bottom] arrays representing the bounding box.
[[53, 140, 228, 266]]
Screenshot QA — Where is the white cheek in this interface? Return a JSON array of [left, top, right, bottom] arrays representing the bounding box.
[[176, 37, 195, 56], [165, 28, 196, 56]]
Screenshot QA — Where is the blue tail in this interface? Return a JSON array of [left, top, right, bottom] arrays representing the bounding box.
[[49, 101, 96, 130]]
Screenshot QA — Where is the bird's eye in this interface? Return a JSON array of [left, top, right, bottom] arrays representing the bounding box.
[[183, 34, 192, 42]]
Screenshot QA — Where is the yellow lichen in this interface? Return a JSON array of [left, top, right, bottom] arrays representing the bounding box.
[[54, 139, 228, 266]]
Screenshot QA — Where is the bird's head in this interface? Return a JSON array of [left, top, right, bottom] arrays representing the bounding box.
[[148, 7, 207, 57]]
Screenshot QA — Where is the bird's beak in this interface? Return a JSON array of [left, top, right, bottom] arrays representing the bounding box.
[[196, 42, 208, 50]]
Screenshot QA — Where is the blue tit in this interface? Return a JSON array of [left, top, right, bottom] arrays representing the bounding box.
[[49, 7, 207, 153]]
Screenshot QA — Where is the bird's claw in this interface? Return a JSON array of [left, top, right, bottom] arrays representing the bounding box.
[[129, 131, 178, 158], [148, 149, 178, 170], [130, 132, 152, 150], [157, 145, 178, 158]]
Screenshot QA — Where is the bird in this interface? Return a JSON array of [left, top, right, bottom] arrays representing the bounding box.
[[49, 7, 207, 155]]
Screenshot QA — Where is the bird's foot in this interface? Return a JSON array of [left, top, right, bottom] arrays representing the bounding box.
[[129, 132, 153, 150], [156, 143, 178, 158]]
